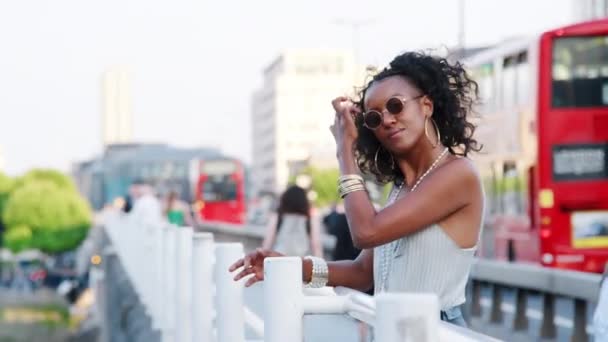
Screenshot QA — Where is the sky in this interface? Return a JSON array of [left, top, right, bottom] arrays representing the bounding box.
[[0, 0, 575, 176]]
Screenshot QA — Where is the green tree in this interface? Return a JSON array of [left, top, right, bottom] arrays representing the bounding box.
[[297, 167, 341, 207], [293, 167, 396, 207], [13, 169, 77, 193], [0, 172, 14, 219], [3, 180, 92, 253], [3, 225, 33, 253]]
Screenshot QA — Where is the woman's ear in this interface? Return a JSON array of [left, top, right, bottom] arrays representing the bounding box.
[[421, 95, 434, 117]]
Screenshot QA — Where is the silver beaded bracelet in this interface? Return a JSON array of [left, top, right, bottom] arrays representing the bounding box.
[[303, 256, 329, 288]]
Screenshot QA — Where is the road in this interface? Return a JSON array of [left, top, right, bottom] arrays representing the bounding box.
[[473, 286, 596, 341], [0, 288, 72, 342]]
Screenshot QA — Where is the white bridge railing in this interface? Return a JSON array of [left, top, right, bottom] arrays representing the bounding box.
[[101, 213, 498, 342]]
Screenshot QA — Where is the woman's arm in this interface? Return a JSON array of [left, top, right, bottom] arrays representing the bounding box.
[[231, 247, 374, 291], [261, 213, 278, 250], [340, 152, 480, 249], [306, 248, 374, 291]]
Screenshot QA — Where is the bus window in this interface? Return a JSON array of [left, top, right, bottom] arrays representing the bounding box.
[[502, 56, 518, 108], [203, 176, 237, 201], [552, 35, 608, 108], [475, 63, 495, 112], [516, 51, 530, 105], [502, 162, 523, 216], [491, 162, 503, 214]]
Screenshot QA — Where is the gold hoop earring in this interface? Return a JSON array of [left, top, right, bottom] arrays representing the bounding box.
[[374, 146, 395, 174], [424, 117, 441, 148]]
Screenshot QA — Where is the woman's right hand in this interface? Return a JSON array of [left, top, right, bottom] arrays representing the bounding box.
[[228, 248, 284, 287], [330, 96, 360, 158]]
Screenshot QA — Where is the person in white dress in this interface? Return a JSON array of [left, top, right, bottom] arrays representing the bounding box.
[[261, 185, 322, 257]]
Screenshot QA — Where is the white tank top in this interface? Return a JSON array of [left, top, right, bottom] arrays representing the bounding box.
[[373, 187, 483, 310]]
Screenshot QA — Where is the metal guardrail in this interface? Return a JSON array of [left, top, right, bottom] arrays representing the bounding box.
[[97, 215, 496, 341], [470, 259, 600, 301], [468, 259, 601, 341]]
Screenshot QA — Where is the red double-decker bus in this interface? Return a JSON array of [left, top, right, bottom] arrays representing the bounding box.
[[465, 19, 608, 273], [194, 158, 247, 224]]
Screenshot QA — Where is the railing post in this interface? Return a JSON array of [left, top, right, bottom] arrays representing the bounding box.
[[572, 298, 589, 342], [162, 227, 177, 342], [99, 245, 114, 342], [192, 233, 214, 342], [264, 257, 303, 342], [513, 288, 528, 331], [142, 223, 154, 316], [215, 243, 245, 342], [470, 280, 482, 317], [152, 222, 164, 330], [376, 293, 439, 342], [130, 220, 145, 300], [102, 246, 123, 342], [157, 225, 168, 337], [540, 293, 557, 339], [175, 228, 193, 342], [490, 284, 503, 323]]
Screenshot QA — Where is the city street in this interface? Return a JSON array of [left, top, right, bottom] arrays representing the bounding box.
[[472, 286, 596, 341], [0, 288, 71, 342], [1, 0, 608, 341]]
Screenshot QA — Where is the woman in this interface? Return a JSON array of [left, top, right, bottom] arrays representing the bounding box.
[[261, 185, 323, 257], [230, 51, 484, 327], [163, 190, 194, 227]]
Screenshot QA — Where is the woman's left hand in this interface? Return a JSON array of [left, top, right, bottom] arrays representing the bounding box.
[[330, 96, 360, 158], [229, 248, 283, 287]]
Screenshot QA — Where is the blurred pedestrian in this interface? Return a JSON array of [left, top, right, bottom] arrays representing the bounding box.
[[122, 194, 133, 213], [324, 207, 360, 261], [163, 190, 194, 227], [261, 185, 322, 257], [322, 202, 340, 234], [129, 179, 163, 225]]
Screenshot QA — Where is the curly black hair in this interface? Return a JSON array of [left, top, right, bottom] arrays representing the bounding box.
[[354, 51, 482, 184]]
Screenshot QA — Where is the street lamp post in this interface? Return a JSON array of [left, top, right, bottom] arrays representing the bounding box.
[[458, 0, 466, 50], [333, 18, 376, 66]]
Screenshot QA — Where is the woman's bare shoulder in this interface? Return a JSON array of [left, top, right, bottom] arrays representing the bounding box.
[[434, 156, 482, 194]]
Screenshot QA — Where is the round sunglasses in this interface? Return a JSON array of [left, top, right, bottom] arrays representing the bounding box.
[[363, 95, 424, 130]]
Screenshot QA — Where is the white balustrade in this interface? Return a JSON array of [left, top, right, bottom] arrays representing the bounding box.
[[175, 227, 194, 342], [163, 226, 177, 342], [375, 293, 439, 342], [151, 223, 165, 330], [215, 243, 246, 342], [264, 257, 304, 342], [103, 216, 496, 342], [192, 232, 214, 342]]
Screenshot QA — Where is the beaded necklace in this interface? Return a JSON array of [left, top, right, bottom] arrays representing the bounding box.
[[378, 148, 448, 292]]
